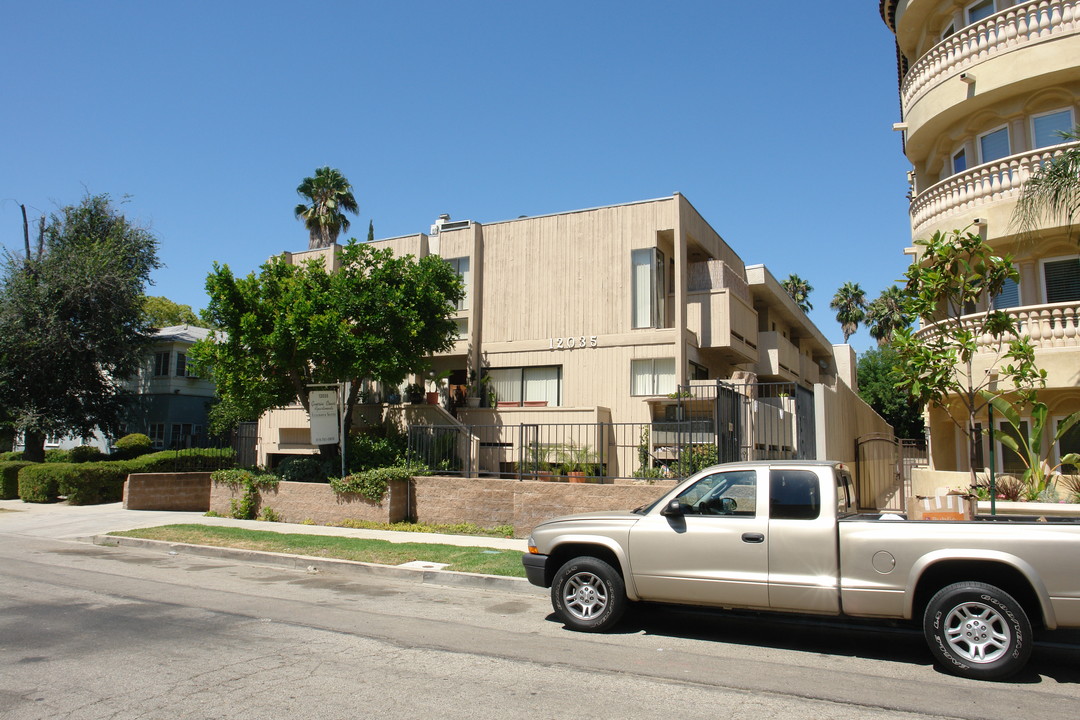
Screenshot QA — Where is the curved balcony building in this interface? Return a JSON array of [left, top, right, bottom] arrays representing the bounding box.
[[881, 0, 1080, 475]]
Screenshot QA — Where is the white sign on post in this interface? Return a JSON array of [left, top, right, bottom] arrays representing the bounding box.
[[309, 390, 340, 445]]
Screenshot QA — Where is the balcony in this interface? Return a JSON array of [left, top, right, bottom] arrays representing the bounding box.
[[686, 260, 758, 364], [757, 331, 800, 382], [900, 1, 1079, 111], [915, 301, 1080, 351], [910, 144, 1078, 236]]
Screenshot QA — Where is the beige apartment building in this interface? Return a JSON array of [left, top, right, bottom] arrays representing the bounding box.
[[258, 193, 893, 495], [880, 0, 1080, 476]]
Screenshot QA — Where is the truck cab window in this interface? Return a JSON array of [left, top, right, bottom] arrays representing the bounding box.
[[769, 470, 820, 520], [672, 470, 757, 516]]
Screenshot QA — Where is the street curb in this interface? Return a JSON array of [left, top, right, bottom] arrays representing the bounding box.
[[91, 534, 542, 595]]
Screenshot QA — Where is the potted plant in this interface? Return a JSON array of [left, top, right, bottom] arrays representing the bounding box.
[[465, 370, 486, 408], [405, 382, 425, 404], [425, 369, 451, 405], [558, 444, 599, 483]]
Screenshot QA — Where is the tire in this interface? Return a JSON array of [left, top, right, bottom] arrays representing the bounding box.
[[551, 556, 627, 632], [923, 581, 1032, 681]]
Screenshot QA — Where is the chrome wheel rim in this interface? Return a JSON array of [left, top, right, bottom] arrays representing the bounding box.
[[563, 571, 608, 621], [943, 601, 1011, 664]]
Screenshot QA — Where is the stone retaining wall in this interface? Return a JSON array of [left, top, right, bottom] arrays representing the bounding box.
[[209, 479, 408, 525], [126, 472, 676, 536], [123, 473, 213, 511]]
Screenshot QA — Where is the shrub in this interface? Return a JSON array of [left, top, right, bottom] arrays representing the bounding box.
[[112, 433, 154, 459], [18, 463, 74, 503], [277, 455, 338, 483], [330, 465, 419, 503], [0, 451, 24, 462], [347, 428, 408, 472], [59, 462, 130, 505], [69, 445, 105, 463], [210, 468, 279, 519], [1, 461, 32, 500], [44, 448, 71, 463], [124, 448, 236, 473]]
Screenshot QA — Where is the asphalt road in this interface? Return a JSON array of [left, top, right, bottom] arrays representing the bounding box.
[[3, 532, 1080, 720]]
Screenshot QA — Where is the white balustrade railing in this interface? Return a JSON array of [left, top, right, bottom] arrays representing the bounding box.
[[901, 0, 1079, 110], [910, 144, 1077, 235], [915, 301, 1080, 351]]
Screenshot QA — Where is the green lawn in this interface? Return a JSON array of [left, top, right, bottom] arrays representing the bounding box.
[[108, 524, 527, 577]]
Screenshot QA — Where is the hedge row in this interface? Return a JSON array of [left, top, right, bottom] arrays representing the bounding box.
[[16, 449, 237, 505], [1, 461, 33, 500]]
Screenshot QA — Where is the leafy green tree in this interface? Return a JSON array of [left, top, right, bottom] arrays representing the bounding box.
[[865, 285, 912, 346], [829, 281, 867, 343], [0, 194, 160, 461], [781, 273, 814, 313], [142, 295, 210, 328], [294, 166, 360, 250], [892, 228, 1045, 484], [192, 242, 464, 454], [1014, 127, 1080, 239], [857, 346, 924, 438], [367, 220, 374, 243]]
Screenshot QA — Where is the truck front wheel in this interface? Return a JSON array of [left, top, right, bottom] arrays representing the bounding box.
[[552, 556, 627, 632], [923, 581, 1032, 680]]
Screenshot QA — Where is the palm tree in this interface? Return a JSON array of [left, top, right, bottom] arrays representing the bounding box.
[[830, 281, 867, 344], [294, 167, 360, 249], [865, 285, 912, 346], [781, 273, 814, 313], [1014, 128, 1080, 240]]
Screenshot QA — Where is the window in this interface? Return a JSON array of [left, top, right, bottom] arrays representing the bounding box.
[[967, 0, 996, 25], [997, 419, 1029, 475], [1042, 257, 1080, 304], [485, 366, 561, 407], [1032, 109, 1074, 149], [770, 469, 821, 520], [454, 317, 468, 339], [170, 423, 201, 448], [952, 147, 967, 174], [1056, 417, 1080, 474], [175, 353, 193, 377], [631, 358, 675, 396], [631, 248, 666, 329], [672, 469, 757, 516], [153, 352, 170, 376], [445, 257, 470, 311], [993, 274, 1020, 309], [689, 361, 708, 381], [978, 126, 1010, 164], [148, 423, 165, 449]]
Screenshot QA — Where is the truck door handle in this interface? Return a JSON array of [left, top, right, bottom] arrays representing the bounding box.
[[741, 532, 764, 544]]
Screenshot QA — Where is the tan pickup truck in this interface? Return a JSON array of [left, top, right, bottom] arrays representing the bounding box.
[[522, 460, 1080, 680]]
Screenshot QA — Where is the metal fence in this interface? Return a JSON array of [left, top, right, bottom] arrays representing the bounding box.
[[407, 379, 818, 482]]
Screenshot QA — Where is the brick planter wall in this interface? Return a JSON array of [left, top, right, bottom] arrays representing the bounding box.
[[209, 479, 408, 525], [123, 473, 213, 511]]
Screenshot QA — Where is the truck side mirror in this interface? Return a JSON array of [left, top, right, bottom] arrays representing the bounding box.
[[661, 499, 686, 517]]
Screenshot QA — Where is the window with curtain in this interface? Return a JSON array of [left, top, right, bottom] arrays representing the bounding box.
[[978, 126, 1010, 163], [952, 147, 967, 174], [966, 0, 996, 25], [445, 257, 470, 311], [993, 275, 1020, 309], [631, 248, 665, 329], [1043, 257, 1080, 304], [631, 358, 675, 396], [1032, 109, 1073, 149], [485, 366, 561, 406]]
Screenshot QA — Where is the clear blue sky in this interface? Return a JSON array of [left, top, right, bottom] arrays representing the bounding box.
[[1, 1, 911, 354]]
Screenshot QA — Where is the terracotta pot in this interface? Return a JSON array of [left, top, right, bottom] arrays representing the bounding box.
[[426, 392, 439, 405], [567, 471, 586, 483]]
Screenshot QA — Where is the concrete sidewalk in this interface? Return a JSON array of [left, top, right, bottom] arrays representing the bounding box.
[[0, 498, 537, 594], [0, 498, 527, 551]]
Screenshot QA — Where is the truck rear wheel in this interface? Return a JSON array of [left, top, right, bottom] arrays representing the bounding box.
[[551, 556, 627, 632], [923, 581, 1032, 680]]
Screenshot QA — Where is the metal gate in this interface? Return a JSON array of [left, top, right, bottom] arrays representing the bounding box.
[[233, 422, 258, 468]]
